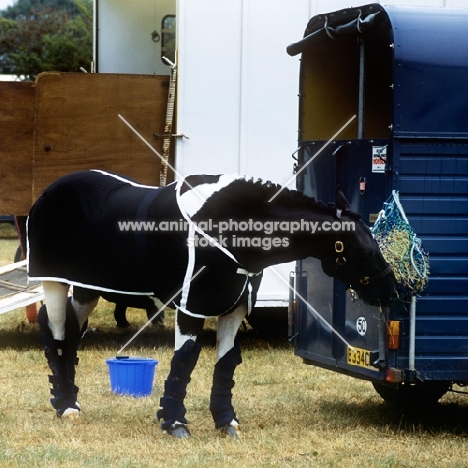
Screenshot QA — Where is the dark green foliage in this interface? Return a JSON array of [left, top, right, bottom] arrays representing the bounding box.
[[0, 0, 92, 80]]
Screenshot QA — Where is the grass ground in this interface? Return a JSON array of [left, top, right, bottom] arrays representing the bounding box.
[[0, 225, 468, 467]]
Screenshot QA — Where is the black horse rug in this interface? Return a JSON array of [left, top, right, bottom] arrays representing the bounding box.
[[27, 170, 261, 318]]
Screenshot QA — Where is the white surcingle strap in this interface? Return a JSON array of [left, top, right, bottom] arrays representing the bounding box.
[[180, 223, 197, 311], [236, 268, 262, 314], [176, 177, 262, 316], [236, 268, 262, 277]]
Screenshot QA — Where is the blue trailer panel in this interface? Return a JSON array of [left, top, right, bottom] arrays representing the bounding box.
[[288, 4, 468, 404]]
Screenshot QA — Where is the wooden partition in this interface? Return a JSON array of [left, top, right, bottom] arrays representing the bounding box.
[[0, 73, 171, 215], [0, 82, 35, 215]]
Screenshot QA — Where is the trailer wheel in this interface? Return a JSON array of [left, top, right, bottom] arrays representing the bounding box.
[[372, 381, 450, 408], [246, 306, 288, 337]]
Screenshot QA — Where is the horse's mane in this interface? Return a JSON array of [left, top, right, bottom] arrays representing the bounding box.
[[229, 177, 362, 220]]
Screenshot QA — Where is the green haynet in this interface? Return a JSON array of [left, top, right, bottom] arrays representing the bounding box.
[[371, 191, 430, 300]]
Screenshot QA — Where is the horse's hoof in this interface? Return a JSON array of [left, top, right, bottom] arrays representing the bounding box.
[[116, 320, 131, 328], [164, 423, 190, 439], [59, 407, 80, 422], [220, 423, 241, 439]]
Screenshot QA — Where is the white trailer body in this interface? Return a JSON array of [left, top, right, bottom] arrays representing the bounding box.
[[93, 0, 465, 310]]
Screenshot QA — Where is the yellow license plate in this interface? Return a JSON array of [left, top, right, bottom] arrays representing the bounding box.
[[347, 346, 372, 369]]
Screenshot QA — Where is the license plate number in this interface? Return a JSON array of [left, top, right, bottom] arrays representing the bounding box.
[[347, 346, 372, 368]]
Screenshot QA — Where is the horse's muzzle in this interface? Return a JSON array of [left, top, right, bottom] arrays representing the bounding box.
[[357, 274, 398, 307]]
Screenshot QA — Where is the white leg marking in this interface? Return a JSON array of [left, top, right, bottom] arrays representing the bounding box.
[[216, 304, 247, 363], [71, 297, 99, 330], [151, 297, 165, 310], [42, 281, 69, 342], [174, 308, 197, 351]]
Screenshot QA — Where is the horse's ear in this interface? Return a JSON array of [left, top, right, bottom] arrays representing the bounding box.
[[336, 187, 351, 212]]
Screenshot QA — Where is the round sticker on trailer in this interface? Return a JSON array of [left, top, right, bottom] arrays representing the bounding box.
[[356, 317, 367, 336]]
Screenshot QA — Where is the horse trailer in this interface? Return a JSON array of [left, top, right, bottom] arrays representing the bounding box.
[[288, 3, 468, 406]]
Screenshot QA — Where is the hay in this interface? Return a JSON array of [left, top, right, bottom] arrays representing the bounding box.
[[372, 191, 430, 300]]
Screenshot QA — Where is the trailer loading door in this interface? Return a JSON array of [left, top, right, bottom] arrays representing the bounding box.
[[288, 4, 468, 402]]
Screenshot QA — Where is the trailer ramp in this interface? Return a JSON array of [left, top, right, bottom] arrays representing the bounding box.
[[0, 261, 43, 315]]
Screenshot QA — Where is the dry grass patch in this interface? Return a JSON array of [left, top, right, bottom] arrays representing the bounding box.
[[0, 305, 467, 468]]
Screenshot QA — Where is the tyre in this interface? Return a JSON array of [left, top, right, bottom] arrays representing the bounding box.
[[372, 381, 450, 408]]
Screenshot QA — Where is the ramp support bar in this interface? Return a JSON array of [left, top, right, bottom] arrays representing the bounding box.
[[409, 296, 416, 371], [358, 36, 365, 139], [378, 306, 389, 366]]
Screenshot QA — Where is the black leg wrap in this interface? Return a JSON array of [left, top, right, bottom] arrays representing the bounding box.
[[210, 343, 242, 429], [157, 339, 202, 430], [38, 299, 87, 416]]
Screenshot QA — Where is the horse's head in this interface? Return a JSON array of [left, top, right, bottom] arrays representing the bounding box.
[[320, 190, 397, 307]]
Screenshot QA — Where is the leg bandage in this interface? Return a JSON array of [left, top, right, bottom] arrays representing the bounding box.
[[209, 343, 242, 429], [157, 339, 202, 429], [38, 298, 87, 416]]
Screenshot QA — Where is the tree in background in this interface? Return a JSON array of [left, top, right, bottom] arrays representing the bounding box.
[[0, 0, 92, 80]]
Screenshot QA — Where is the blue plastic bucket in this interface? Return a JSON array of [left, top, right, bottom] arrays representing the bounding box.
[[106, 357, 158, 397]]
